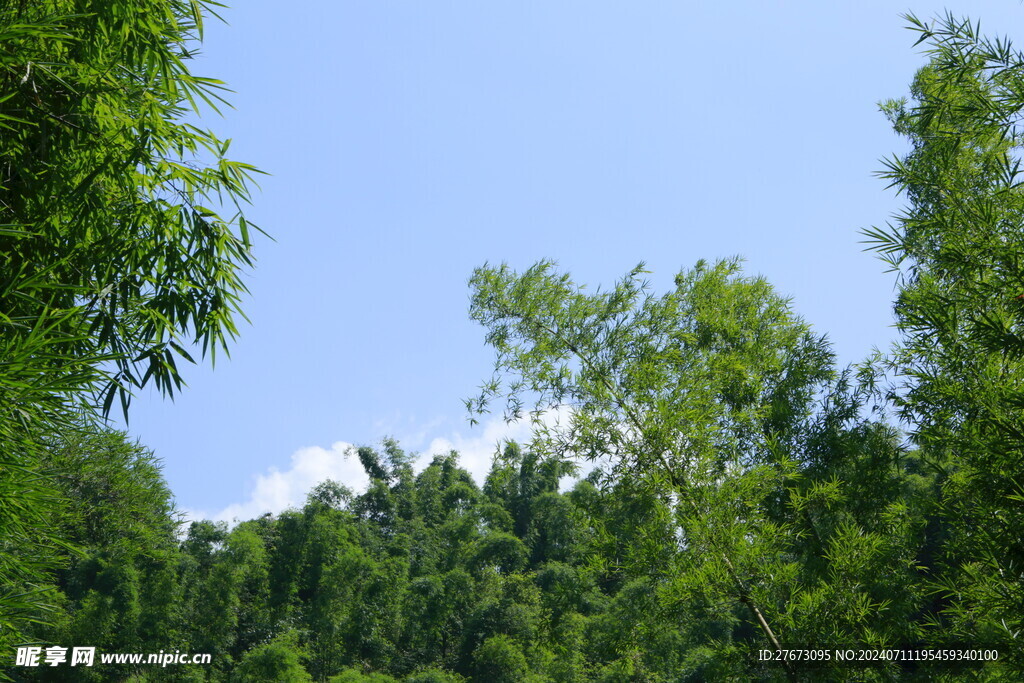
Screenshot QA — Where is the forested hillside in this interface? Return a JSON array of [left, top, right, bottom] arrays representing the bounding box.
[[5, 427, 965, 681], [3, 1, 1024, 681]]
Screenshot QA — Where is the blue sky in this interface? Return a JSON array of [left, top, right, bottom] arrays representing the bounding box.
[[118, 1, 1024, 522]]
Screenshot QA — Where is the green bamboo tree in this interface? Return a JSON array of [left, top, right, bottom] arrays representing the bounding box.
[[467, 259, 925, 679], [864, 12, 1024, 674], [0, 0, 261, 650]]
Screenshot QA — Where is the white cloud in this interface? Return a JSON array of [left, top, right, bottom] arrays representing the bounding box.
[[416, 415, 537, 484], [415, 406, 596, 490], [185, 441, 368, 525], [185, 408, 596, 528]]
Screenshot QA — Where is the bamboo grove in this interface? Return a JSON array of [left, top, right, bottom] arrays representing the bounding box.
[[3, 3, 1024, 681]]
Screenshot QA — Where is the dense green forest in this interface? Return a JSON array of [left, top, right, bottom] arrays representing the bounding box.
[[3, 1, 1024, 681]]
